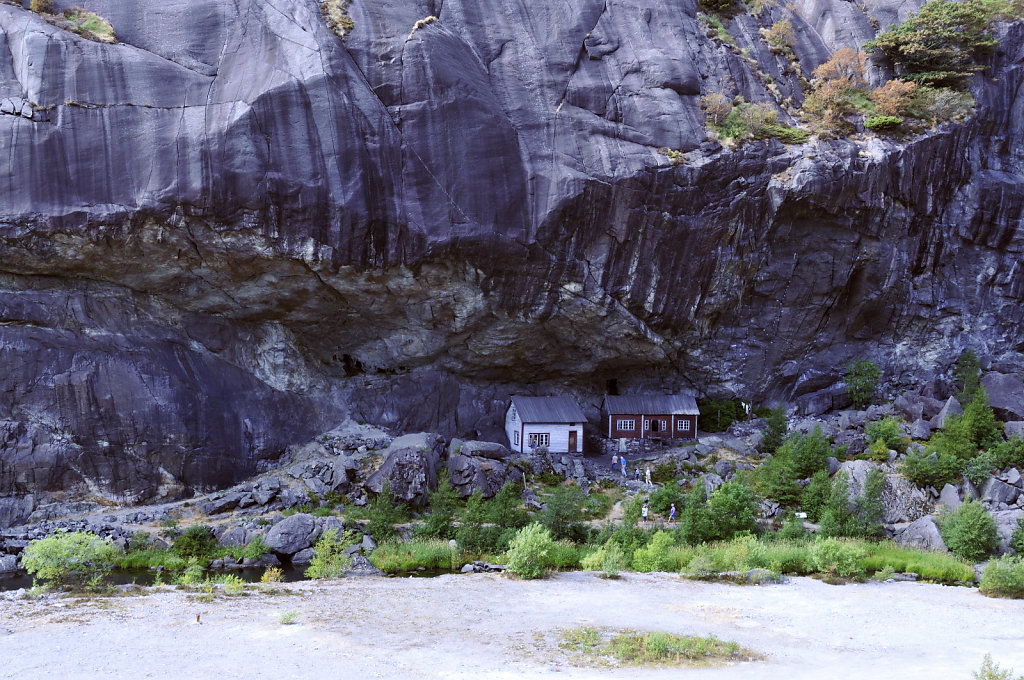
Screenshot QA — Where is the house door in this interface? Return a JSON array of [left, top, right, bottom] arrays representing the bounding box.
[[568, 430, 577, 453]]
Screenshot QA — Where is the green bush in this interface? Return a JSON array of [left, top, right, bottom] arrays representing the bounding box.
[[776, 513, 808, 541], [1011, 517, 1024, 554], [903, 448, 961, 489], [963, 387, 1003, 451], [581, 539, 626, 577], [988, 437, 1024, 471], [367, 481, 408, 542], [304, 529, 356, 579], [755, 454, 802, 506], [979, 555, 1024, 599], [866, 416, 908, 451], [455, 491, 502, 553], [632, 531, 676, 572], [698, 398, 745, 433], [648, 484, 684, 517], [802, 470, 832, 522], [973, 653, 1024, 680], [955, 349, 982, 403], [22, 530, 119, 589], [788, 426, 832, 479], [809, 537, 868, 578], [864, 0, 1000, 85], [172, 525, 218, 561], [415, 473, 460, 540], [369, 539, 464, 572], [505, 524, 555, 579], [845, 359, 880, 409], [939, 500, 999, 562], [819, 469, 885, 539], [650, 461, 678, 484], [759, 406, 787, 455], [622, 494, 645, 528], [865, 115, 903, 131], [963, 450, 999, 487], [541, 486, 587, 542], [706, 482, 759, 539]]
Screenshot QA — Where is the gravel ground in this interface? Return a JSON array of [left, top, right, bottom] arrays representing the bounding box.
[[2, 572, 1022, 680]]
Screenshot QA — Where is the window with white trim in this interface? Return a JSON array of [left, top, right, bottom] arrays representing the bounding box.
[[616, 419, 635, 431], [514, 431, 520, 445], [678, 419, 691, 431], [528, 433, 550, 448]]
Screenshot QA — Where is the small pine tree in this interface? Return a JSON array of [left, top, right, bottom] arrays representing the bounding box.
[[760, 406, 787, 455], [954, 349, 982, 403], [845, 359, 881, 409]]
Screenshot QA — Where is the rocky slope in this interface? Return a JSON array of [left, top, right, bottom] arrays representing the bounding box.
[[1, 0, 1023, 500]]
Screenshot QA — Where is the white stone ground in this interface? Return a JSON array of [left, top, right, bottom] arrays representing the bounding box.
[[2, 572, 1022, 680]]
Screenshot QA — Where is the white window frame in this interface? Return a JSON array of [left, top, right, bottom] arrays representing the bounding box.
[[528, 433, 550, 448], [514, 431, 520, 445], [616, 419, 635, 431], [678, 419, 691, 432]]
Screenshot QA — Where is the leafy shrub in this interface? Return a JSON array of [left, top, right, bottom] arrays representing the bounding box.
[[988, 437, 1024, 471], [761, 18, 795, 52], [866, 417, 908, 451], [908, 85, 975, 120], [864, 0, 999, 85], [30, 0, 53, 13], [305, 529, 356, 579], [819, 469, 885, 539], [455, 491, 501, 553], [801, 470, 833, 522], [973, 653, 1024, 680], [979, 555, 1024, 599], [844, 359, 880, 409], [809, 537, 867, 578], [701, 91, 733, 126], [1011, 517, 1024, 554], [755, 453, 802, 506], [261, 567, 284, 583], [581, 539, 626, 578], [963, 450, 999, 486], [541, 486, 587, 542], [776, 513, 808, 541], [649, 484, 684, 517], [707, 482, 759, 539], [869, 79, 918, 116], [547, 541, 585, 570], [173, 525, 218, 561], [22, 530, 119, 589], [63, 7, 116, 43], [369, 539, 464, 572], [785, 426, 832, 479], [963, 387, 1004, 450], [621, 493, 646, 528], [650, 462, 678, 484], [415, 473, 460, 540], [632, 531, 676, 572], [940, 500, 999, 562], [505, 524, 555, 579], [903, 448, 960, 489]]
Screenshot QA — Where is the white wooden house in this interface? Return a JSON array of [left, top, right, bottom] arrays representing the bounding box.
[[505, 395, 586, 454]]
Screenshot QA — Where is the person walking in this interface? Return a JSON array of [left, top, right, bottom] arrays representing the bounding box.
[[620, 456, 627, 478], [641, 500, 649, 523], [669, 503, 677, 522], [644, 467, 652, 487], [634, 467, 640, 482]]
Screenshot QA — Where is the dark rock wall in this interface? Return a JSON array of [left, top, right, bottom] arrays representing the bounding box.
[[1, 0, 1023, 498]]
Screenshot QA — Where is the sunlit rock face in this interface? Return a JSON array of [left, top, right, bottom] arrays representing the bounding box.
[[1, 0, 1022, 499]]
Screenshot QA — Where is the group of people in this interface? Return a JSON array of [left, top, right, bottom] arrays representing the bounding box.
[[610, 454, 654, 487], [640, 500, 677, 523]]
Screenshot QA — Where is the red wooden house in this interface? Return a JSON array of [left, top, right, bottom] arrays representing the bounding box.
[[602, 394, 699, 440]]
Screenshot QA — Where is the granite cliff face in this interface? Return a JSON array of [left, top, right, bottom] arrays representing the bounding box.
[[1, 0, 1023, 501]]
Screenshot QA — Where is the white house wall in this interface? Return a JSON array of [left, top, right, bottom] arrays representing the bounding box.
[[522, 423, 583, 454], [505, 408, 522, 453]]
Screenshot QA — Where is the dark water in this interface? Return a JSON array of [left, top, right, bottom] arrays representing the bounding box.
[[0, 564, 310, 592]]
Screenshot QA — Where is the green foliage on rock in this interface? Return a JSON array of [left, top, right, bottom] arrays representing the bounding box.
[[845, 359, 880, 409], [1011, 517, 1024, 555], [678, 482, 758, 544], [505, 524, 555, 579], [864, 0, 1002, 85], [415, 473, 460, 540], [903, 448, 961, 488], [580, 538, 626, 578], [973, 653, 1024, 680], [367, 481, 408, 542], [648, 484, 684, 517], [802, 470, 833, 522], [865, 416, 908, 452], [819, 469, 886, 539], [22, 530, 119, 589], [865, 115, 903, 131], [632, 531, 677, 572], [940, 500, 999, 562]]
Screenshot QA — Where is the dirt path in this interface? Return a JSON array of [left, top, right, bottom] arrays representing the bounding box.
[[2, 572, 1021, 679]]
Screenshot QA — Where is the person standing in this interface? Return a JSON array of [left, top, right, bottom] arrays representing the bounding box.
[[641, 500, 649, 523], [669, 503, 677, 522], [644, 467, 652, 487], [621, 456, 627, 478], [612, 454, 618, 473], [634, 467, 640, 482]]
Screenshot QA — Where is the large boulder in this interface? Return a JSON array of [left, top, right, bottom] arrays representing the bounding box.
[[931, 397, 963, 429], [837, 460, 930, 524], [981, 477, 1020, 506], [365, 433, 445, 506], [264, 513, 320, 556], [909, 419, 932, 441], [447, 453, 508, 498], [457, 441, 512, 460], [938, 484, 961, 513], [981, 373, 1024, 422], [990, 508, 1024, 553], [1005, 422, 1024, 440], [0, 554, 18, 573], [894, 516, 947, 552]]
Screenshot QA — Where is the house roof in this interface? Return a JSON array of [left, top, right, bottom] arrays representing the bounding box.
[[602, 394, 700, 415], [509, 395, 586, 423]]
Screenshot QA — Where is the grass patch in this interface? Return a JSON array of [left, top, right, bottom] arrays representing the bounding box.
[[368, 539, 467, 572], [560, 627, 756, 666], [861, 544, 975, 583], [62, 8, 115, 43], [980, 555, 1024, 599]]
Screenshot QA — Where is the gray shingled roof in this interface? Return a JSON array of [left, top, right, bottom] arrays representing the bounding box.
[[602, 394, 700, 415], [509, 395, 586, 423]]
